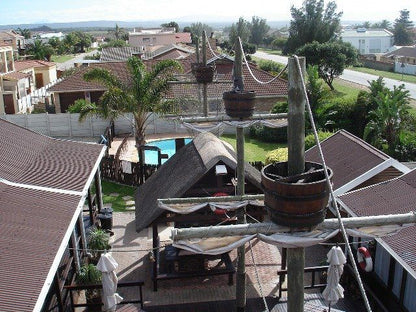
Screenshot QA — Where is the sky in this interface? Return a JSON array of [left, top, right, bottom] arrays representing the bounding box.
[[1, 0, 415, 26]]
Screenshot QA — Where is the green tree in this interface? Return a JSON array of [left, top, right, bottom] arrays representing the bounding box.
[[284, 0, 342, 54], [73, 31, 92, 53], [372, 20, 392, 29], [187, 22, 213, 43], [26, 39, 54, 61], [17, 27, 31, 39], [296, 41, 357, 90], [161, 21, 180, 32], [48, 37, 66, 55], [108, 24, 127, 40], [393, 9, 414, 45], [81, 57, 182, 145], [271, 38, 287, 50], [229, 17, 251, 48], [364, 83, 410, 153], [100, 39, 129, 49], [250, 16, 270, 46], [306, 65, 328, 113]]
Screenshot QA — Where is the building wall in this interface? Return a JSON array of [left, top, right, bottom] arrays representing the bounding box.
[[342, 35, 393, 54]]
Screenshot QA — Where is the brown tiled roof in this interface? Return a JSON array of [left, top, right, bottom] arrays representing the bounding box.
[[384, 46, 416, 59], [14, 59, 56, 71], [339, 169, 416, 273], [0, 119, 105, 311], [3, 71, 31, 81], [305, 130, 390, 190], [48, 61, 132, 92]]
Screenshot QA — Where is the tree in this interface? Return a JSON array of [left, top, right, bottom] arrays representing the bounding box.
[[81, 57, 182, 145], [26, 39, 54, 61], [284, 0, 342, 54], [250, 16, 270, 46], [393, 9, 414, 45], [306, 65, 328, 113], [229, 17, 251, 48], [296, 40, 357, 90], [372, 20, 392, 30], [364, 83, 410, 153], [187, 22, 213, 43], [17, 27, 31, 39], [73, 31, 92, 53], [161, 21, 180, 32], [272, 38, 287, 50], [108, 24, 126, 40]]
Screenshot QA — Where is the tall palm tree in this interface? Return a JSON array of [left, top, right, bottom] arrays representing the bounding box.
[[80, 57, 182, 146]]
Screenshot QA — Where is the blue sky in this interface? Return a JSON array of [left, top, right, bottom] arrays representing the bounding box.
[[1, 0, 415, 25]]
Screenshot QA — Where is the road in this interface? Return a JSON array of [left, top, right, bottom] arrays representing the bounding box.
[[56, 50, 98, 71], [254, 51, 416, 99]]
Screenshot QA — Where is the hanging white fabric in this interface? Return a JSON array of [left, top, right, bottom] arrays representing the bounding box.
[[158, 200, 264, 214], [96, 253, 123, 312], [322, 246, 347, 306]]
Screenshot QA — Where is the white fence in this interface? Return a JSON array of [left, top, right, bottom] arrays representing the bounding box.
[[17, 78, 64, 113], [395, 61, 416, 76], [0, 113, 189, 138]]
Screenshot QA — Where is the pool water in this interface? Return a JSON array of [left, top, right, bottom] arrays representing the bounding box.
[[144, 138, 192, 165]]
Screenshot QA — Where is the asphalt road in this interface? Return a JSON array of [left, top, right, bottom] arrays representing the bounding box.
[[254, 51, 416, 99], [56, 50, 98, 71]]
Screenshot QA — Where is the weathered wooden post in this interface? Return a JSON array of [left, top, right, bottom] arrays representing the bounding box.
[[287, 56, 306, 312], [202, 30, 208, 117]]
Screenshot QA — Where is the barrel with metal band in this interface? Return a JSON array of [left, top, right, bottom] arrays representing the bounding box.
[[261, 161, 333, 228]]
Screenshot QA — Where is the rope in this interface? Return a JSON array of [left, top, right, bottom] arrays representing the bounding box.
[[204, 31, 224, 60], [293, 55, 373, 312], [238, 37, 288, 85], [249, 240, 270, 312]]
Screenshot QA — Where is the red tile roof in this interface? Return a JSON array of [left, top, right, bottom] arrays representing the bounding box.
[[0, 119, 105, 312], [3, 71, 31, 81], [14, 59, 56, 71], [339, 169, 416, 273], [305, 130, 391, 190]]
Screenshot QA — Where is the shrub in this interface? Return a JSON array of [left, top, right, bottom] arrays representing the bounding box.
[[249, 125, 287, 143], [305, 131, 334, 150], [67, 99, 92, 113], [265, 147, 288, 165], [271, 101, 288, 113], [394, 130, 416, 161]]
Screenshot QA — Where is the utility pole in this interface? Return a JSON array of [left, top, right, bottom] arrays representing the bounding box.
[[287, 56, 306, 312]]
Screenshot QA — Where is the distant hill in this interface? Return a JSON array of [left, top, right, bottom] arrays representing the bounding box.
[[0, 19, 292, 32]]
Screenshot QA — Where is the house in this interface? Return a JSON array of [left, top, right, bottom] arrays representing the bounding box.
[[14, 59, 58, 89], [382, 46, 416, 75], [1, 45, 15, 114], [305, 130, 410, 197], [0, 119, 106, 312], [47, 54, 288, 114], [340, 28, 394, 54], [338, 169, 416, 312], [129, 27, 192, 48], [0, 30, 25, 54]]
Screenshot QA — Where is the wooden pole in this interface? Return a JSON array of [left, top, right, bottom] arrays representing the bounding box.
[[236, 125, 246, 312], [171, 212, 416, 240], [233, 37, 244, 91], [287, 56, 306, 312], [178, 113, 287, 123], [202, 30, 208, 117]]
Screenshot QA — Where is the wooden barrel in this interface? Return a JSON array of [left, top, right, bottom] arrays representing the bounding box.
[[223, 91, 256, 119], [261, 161, 333, 228], [192, 63, 215, 83]]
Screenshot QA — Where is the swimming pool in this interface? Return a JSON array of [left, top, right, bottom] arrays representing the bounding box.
[[144, 138, 192, 165]]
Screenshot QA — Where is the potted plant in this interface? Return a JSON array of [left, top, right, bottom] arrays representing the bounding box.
[[88, 228, 111, 264], [76, 263, 102, 311]]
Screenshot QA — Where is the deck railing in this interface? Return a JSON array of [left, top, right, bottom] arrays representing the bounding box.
[[64, 280, 145, 311]]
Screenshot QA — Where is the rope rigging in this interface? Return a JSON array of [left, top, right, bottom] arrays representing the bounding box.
[[293, 55, 373, 312]]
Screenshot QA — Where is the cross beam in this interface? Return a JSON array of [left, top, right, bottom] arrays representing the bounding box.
[[171, 212, 416, 240]]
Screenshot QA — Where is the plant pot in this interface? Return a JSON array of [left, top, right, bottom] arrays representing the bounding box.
[[223, 90, 256, 119], [191, 63, 215, 83], [261, 161, 333, 228]]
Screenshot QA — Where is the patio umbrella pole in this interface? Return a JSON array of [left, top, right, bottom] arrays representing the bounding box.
[[202, 31, 208, 117]]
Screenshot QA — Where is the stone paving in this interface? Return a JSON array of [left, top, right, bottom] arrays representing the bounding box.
[[110, 212, 334, 309]]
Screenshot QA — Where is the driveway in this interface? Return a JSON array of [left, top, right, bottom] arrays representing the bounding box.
[[254, 51, 416, 99], [56, 50, 98, 71]]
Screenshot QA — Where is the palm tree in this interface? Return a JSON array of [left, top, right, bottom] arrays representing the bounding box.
[[81, 57, 182, 146], [364, 84, 410, 153]]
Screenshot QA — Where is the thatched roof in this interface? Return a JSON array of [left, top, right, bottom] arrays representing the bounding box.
[[135, 132, 261, 232]]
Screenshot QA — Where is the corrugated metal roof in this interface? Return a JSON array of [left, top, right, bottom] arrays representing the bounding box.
[[0, 119, 106, 312], [339, 169, 416, 273], [305, 130, 390, 190]]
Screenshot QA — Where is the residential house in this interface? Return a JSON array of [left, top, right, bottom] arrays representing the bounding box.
[[0, 30, 25, 54], [14, 59, 58, 89], [129, 27, 191, 48], [48, 54, 288, 114], [338, 169, 416, 312], [0, 119, 106, 312], [340, 28, 394, 54], [1, 45, 15, 114], [383, 46, 416, 75]]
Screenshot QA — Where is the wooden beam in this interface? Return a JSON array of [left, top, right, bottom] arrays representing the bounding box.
[[178, 113, 287, 123]]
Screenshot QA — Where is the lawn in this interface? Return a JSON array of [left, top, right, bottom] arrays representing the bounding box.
[[329, 79, 366, 99], [220, 134, 283, 163], [51, 54, 75, 63], [101, 180, 136, 212], [350, 66, 416, 84], [257, 47, 284, 55]]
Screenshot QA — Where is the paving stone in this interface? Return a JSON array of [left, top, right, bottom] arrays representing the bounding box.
[[125, 200, 135, 206], [109, 193, 119, 197], [122, 195, 133, 200], [125, 206, 135, 211]]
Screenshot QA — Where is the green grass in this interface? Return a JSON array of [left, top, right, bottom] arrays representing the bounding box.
[[329, 79, 365, 99], [257, 47, 283, 55], [51, 54, 75, 63], [220, 134, 284, 163], [101, 180, 136, 212], [350, 66, 416, 84]]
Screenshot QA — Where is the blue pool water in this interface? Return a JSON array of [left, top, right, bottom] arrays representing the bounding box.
[[144, 138, 192, 165]]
